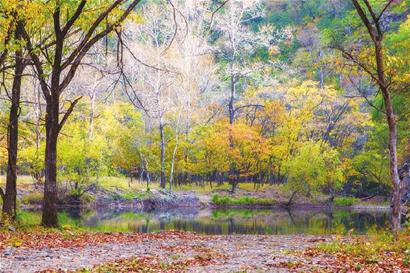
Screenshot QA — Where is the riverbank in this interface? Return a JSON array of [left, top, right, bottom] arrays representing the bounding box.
[[5, 176, 389, 211], [0, 229, 333, 272], [0, 228, 408, 272]]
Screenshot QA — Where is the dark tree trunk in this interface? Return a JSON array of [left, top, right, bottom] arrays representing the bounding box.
[[42, 96, 60, 227], [286, 191, 298, 207], [2, 19, 24, 218], [22, 0, 142, 228]]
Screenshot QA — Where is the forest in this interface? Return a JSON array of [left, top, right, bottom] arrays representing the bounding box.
[[0, 0, 410, 272]]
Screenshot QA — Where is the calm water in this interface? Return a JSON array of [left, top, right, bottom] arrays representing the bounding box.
[[19, 208, 391, 235]]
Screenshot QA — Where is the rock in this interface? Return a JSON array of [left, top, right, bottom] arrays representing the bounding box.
[[399, 158, 410, 206], [7, 225, 16, 232], [16, 256, 26, 261], [3, 247, 13, 256], [307, 238, 326, 243]]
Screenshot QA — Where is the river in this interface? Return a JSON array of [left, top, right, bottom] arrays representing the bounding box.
[[18, 207, 391, 235]]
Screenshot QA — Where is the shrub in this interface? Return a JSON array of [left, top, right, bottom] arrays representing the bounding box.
[[212, 194, 275, 206], [20, 192, 43, 205], [334, 196, 359, 206]]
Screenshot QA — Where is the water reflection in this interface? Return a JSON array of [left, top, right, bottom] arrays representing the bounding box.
[[19, 208, 390, 235]]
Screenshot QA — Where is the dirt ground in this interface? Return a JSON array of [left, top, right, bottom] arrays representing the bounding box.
[[0, 232, 330, 273]]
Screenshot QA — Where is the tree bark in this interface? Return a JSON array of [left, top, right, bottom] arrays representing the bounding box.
[[2, 19, 24, 218], [42, 95, 60, 227], [286, 191, 298, 207], [169, 130, 179, 193], [228, 74, 238, 193], [22, 0, 143, 228], [351, 0, 401, 232], [375, 41, 401, 232], [159, 119, 166, 189], [384, 80, 401, 232]]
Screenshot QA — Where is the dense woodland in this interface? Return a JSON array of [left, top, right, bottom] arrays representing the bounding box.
[[0, 0, 409, 231]]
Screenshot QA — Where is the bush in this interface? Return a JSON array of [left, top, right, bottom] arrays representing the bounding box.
[[20, 192, 43, 205], [121, 191, 153, 200], [212, 194, 275, 206], [334, 196, 359, 206]]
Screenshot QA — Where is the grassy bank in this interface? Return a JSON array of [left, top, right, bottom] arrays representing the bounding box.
[[211, 194, 277, 207]]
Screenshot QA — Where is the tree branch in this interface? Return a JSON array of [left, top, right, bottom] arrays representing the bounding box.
[[61, 1, 87, 36], [210, 0, 230, 28], [377, 0, 395, 21], [234, 104, 264, 113], [0, 20, 14, 72], [362, 0, 382, 37], [58, 96, 82, 132], [21, 27, 51, 101], [162, 0, 178, 54], [351, 0, 377, 41], [59, 0, 142, 92], [61, 0, 126, 70], [332, 45, 382, 86], [345, 75, 386, 114]]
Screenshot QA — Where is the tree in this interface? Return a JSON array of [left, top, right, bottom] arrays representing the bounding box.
[[23, 0, 142, 227], [337, 0, 406, 232], [284, 140, 344, 206], [2, 18, 24, 218], [0, 1, 26, 218], [209, 0, 289, 192], [121, 1, 183, 189]]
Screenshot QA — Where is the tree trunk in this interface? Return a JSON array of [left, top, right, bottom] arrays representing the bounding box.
[[159, 119, 166, 189], [385, 92, 401, 231], [169, 132, 179, 193], [228, 74, 237, 193], [374, 41, 401, 231], [88, 88, 96, 139], [42, 97, 60, 227], [350, 0, 401, 233], [286, 191, 298, 207], [2, 19, 24, 218], [318, 50, 325, 89]]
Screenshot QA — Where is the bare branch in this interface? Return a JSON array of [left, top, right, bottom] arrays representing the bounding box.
[[352, 0, 377, 41], [58, 96, 82, 132], [377, 0, 395, 21], [61, 1, 87, 36], [162, 0, 179, 54], [345, 75, 386, 114], [59, 0, 142, 92], [210, 0, 230, 28], [21, 27, 51, 100], [362, 0, 382, 36]]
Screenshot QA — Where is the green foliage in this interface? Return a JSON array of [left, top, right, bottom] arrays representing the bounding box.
[[333, 196, 359, 206], [20, 192, 43, 205], [212, 194, 276, 206], [284, 140, 345, 197], [0, 0, 408, 213], [16, 211, 41, 227], [120, 191, 153, 200]]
